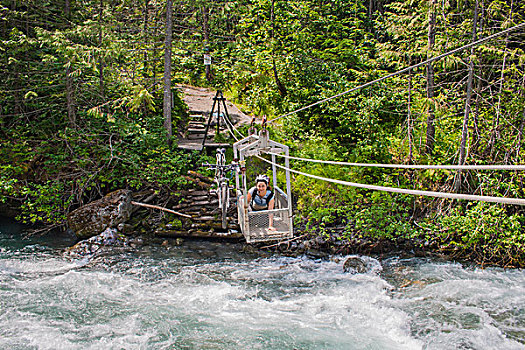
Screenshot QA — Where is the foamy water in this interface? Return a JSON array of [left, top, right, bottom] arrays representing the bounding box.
[[0, 222, 523, 349]]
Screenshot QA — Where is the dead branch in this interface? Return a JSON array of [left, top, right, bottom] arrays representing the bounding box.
[[131, 201, 191, 218]]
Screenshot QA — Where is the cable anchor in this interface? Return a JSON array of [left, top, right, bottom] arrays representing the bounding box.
[[248, 117, 257, 135], [258, 115, 269, 149]]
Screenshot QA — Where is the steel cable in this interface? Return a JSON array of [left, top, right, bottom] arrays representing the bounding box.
[[266, 152, 525, 171], [267, 23, 525, 125], [256, 155, 525, 206]]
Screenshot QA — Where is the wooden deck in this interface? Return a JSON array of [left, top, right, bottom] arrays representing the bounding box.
[[177, 139, 231, 152]]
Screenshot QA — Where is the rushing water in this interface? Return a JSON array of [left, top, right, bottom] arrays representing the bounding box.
[[1, 218, 524, 349]]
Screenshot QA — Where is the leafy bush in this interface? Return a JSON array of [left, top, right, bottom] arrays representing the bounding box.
[[421, 202, 525, 266], [0, 93, 204, 226]]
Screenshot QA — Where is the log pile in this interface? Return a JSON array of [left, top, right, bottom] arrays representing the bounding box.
[[153, 171, 242, 239]]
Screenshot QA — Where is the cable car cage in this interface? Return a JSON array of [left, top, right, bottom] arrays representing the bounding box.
[[233, 130, 293, 243]]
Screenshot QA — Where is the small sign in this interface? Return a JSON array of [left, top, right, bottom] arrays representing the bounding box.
[[203, 54, 211, 66]]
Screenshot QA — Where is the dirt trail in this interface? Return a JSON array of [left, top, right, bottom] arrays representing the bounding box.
[[175, 84, 252, 126]]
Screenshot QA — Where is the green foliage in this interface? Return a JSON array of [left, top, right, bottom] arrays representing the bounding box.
[[18, 181, 74, 225], [352, 192, 416, 240], [127, 86, 157, 113], [0, 172, 19, 204], [421, 203, 525, 266], [1, 0, 525, 265], [289, 137, 416, 240], [0, 102, 202, 225]]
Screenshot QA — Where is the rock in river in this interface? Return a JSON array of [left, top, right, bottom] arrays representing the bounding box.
[[67, 189, 132, 239], [63, 227, 127, 260], [343, 256, 368, 274]]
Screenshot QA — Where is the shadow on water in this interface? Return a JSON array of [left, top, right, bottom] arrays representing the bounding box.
[[0, 215, 77, 251]]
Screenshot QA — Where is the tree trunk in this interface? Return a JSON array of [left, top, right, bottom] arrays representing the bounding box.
[[14, 70, 22, 117], [66, 64, 76, 128], [516, 108, 525, 161], [407, 67, 413, 164], [201, 5, 211, 82], [272, 58, 287, 97], [153, 8, 159, 89], [143, 0, 149, 82], [488, 0, 512, 158], [64, 0, 75, 127], [270, 0, 287, 97], [270, 0, 275, 40], [514, 75, 525, 161], [163, 0, 173, 145], [98, 0, 104, 100], [425, 0, 437, 155], [470, 76, 482, 156], [65, 0, 70, 18], [454, 0, 479, 192]]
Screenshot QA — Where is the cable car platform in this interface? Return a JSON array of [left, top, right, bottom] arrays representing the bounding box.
[[234, 131, 294, 243]]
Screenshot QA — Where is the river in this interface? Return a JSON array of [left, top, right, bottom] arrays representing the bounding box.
[[1, 218, 523, 349]]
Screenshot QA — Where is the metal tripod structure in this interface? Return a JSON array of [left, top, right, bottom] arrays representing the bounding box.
[[201, 90, 237, 150]]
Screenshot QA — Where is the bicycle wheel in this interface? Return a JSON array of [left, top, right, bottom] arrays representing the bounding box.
[[220, 182, 229, 229]]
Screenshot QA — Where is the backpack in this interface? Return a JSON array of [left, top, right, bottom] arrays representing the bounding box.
[[249, 187, 274, 210]]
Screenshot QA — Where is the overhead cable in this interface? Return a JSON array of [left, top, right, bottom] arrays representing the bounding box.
[[221, 111, 246, 140], [267, 22, 525, 125], [256, 155, 525, 206], [266, 152, 525, 171], [222, 115, 240, 142], [230, 122, 246, 139]]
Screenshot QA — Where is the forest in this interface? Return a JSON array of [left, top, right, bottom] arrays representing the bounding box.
[[1, 0, 525, 267]]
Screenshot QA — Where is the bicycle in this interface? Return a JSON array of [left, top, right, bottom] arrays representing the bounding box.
[[203, 148, 238, 229]]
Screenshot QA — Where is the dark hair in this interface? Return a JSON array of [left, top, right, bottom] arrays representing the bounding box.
[[256, 174, 269, 184]]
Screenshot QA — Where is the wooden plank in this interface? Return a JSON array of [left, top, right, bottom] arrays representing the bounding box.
[[177, 138, 231, 149], [177, 141, 203, 151], [187, 123, 205, 129], [187, 128, 206, 133]]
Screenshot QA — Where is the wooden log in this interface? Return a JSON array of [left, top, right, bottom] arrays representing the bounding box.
[[188, 127, 206, 133], [131, 201, 191, 218], [182, 176, 211, 189], [171, 202, 193, 210], [192, 216, 216, 221], [158, 229, 242, 238], [188, 195, 210, 202], [191, 222, 212, 228], [187, 170, 214, 184], [182, 212, 201, 217], [193, 200, 218, 206], [187, 190, 209, 196], [174, 203, 216, 212]]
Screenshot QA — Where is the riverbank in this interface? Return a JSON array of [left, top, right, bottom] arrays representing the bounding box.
[[1, 189, 523, 269]]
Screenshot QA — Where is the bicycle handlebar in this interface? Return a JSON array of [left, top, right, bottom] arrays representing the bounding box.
[[201, 162, 239, 171]]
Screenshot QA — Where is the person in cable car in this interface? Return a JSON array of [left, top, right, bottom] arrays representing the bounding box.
[[246, 174, 276, 231]]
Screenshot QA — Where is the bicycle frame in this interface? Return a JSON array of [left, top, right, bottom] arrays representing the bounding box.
[[203, 148, 238, 229]]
